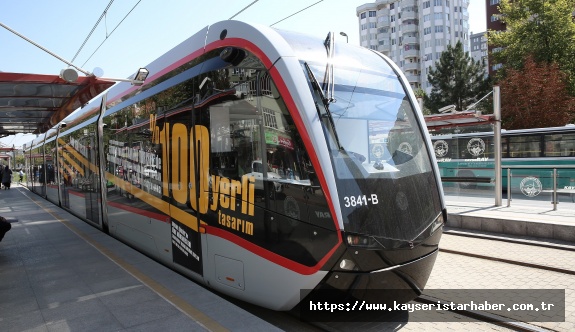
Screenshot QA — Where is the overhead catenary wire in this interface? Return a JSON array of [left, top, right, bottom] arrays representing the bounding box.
[[80, 1, 142, 69], [229, 0, 259, 20], [3, 0, 325, 78], [270, 0, 323, 27], [71, 0, 115, 63], [72, 0, 325, 71], [0, 22, 91, 76], [228, 0, 324, 28]]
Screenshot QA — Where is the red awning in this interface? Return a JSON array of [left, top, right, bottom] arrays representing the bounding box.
[[0, 72, 115, 137]]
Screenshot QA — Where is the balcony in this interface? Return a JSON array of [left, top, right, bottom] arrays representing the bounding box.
[[402, 24, 418, 34], [378, 44, 391, 53], [402, 36, 418, 45], [402, 0, 416, 7], [403, 62, 419, 71], [404, 74, 420, 83], [404, 49, 419, 58], [375, 0, 393, 8], [378, 32, 390, 40], [378, 19, 390, 27], [401, 11, 418, 20], [378, 8, 390, 17]]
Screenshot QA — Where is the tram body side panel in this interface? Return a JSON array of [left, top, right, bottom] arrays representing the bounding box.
[[198, 72, 342, 305], [203, 232, 328, 311], [56, 123, 103, 229], [101, 113, 179, 268], [97, 27, 212, 276]]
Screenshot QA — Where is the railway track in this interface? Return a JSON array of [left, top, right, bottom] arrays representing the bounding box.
[[443, 229, 575, 252], [441, 229, 575, 275], [414, 295, 552, 332]]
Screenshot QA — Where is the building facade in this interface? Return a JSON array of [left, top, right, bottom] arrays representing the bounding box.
[[470, 31, 489, 77], [485, 0, 505, 78], [357, 0, 470, 93]]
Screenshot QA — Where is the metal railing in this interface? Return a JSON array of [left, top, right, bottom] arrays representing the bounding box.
[[504, 165, 575, 210]]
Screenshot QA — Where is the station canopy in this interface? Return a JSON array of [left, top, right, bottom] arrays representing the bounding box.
[[424, 111, 496, 132], [0, 72, 114, 138]]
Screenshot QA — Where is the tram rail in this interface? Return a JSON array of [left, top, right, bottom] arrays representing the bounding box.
[[440, 231, 575, 275], [415, 295, 551, 332], [443, 229, 575, 252]]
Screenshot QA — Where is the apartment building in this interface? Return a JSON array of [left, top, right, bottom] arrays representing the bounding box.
[[357, 0, 470, 93], [486, 0, 505, 77], [470, 31, 489, 77]]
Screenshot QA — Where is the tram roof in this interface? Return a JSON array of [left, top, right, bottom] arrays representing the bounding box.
[[0, 72, 115, 138], [424, 111, 496, 131]]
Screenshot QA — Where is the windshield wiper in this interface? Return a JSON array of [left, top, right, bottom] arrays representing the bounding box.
[[304, 63, 329, 106], [304, 62, 342, 151], [323, 32, 335, 103]]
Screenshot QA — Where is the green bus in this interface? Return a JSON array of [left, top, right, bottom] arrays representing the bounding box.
[[430, 125, 575, 198]]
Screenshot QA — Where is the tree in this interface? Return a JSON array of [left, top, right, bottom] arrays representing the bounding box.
[[413, 88, 431, 115], [500, 56, 575, 129], [488, 0, 575, 94], [424, 41, 491, 113]]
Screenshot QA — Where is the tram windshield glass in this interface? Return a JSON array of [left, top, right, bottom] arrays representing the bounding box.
[[279, 30, 442, 240]]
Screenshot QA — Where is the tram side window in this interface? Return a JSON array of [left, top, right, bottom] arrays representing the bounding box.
[[207, 70, 312, 184], [544, 133, 575, 157], [508, 135, 541, 158]]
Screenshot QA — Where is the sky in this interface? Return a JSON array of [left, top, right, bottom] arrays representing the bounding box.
[[0, 0, 486, 147]]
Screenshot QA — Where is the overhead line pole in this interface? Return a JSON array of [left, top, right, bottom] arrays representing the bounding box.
[[494, 86, 502, 206]]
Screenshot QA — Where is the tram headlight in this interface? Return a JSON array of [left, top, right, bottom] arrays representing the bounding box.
[[345, 233, 382, 248], [339, 259, 356, 271], [347, 234, 367, 246], [430, 213, 444, 235]]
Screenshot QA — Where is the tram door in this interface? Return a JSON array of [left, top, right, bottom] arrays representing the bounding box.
[[83, 123, 101, 225], [165, 84, 204, 277]]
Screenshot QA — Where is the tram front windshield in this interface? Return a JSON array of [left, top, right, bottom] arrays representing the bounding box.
[[280, 30, 442, 241]]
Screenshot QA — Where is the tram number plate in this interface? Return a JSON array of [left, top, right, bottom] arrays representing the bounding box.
[[343, 194, 379, 207]]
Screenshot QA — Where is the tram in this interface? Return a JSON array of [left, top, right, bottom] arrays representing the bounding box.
[[24, 20, 445, 310]]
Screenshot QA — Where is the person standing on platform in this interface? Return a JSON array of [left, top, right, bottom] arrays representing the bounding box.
[[0, 216, 10, 241], [2, 165, 12, 190]]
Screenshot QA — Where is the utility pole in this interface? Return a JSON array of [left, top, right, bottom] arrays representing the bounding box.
[[494, 86, 502, 206]]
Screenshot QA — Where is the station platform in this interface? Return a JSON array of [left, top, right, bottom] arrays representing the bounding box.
[[0, 186, 281, 332], [445, 193, 575, 243], [1, 185, 572, 331]]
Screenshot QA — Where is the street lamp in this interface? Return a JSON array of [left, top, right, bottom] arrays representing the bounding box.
[[340, 32, 348, 43]]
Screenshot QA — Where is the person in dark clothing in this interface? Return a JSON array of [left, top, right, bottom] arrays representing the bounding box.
[[2, 165, 12, 189], [0, 216, 11, 241]]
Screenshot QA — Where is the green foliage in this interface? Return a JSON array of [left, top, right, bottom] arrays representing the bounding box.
[[488, 0, 575, 94], [412, 89, 431, 115], [424, 41, 491, 113]]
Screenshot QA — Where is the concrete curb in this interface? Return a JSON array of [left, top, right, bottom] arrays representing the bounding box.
[[446, 213, 575, 243]]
